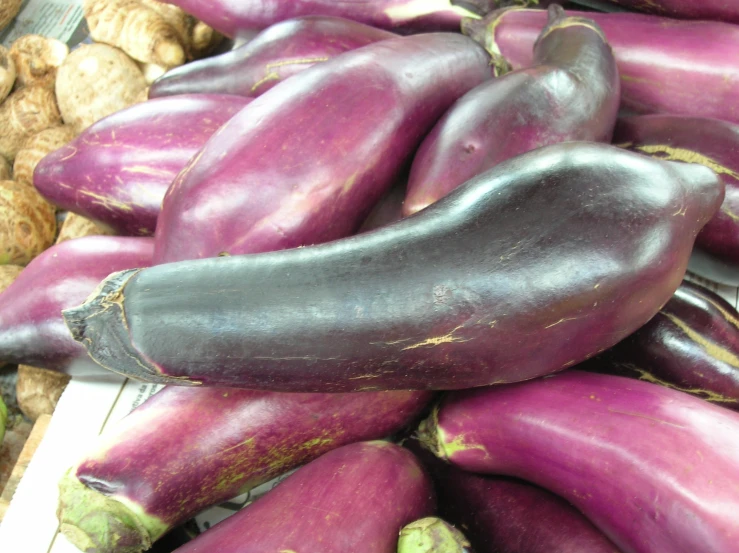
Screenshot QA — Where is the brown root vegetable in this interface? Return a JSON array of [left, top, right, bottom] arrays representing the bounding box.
[[140, 0, 192, 54], [0, 0, 21, 32], [16, 365, 70, 422], [0, 86, 62, 161], [0, 180, 57, 265], [0, 265, 22, 293], [55, 43, 147, 133], [0, 157, 10, 181], [9, 35, 69, 90], [0, 46, 16, 103], [137, 61, 168, 84], [190, 20, 224, 59], [13, 125, 76, 186], [84, 0, 187, 67], [55, 212, 115, 244]]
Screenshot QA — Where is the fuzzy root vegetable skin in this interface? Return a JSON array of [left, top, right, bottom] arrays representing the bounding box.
[[0, 86, 62, 162], [0, 179, 56, 265], [9, 35, 69, 90], [152, 32, 492, 264], [58, 388, 432, 553], [0, 45, 16, 103], [64, 143, 724, 391], [172, 441, 435, 553], [14, 125, 76, 186], [419, 370, 739, 553]]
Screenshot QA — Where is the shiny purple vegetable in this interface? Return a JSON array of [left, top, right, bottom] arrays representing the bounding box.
[[613, 115, 739, 268], [152, 33, 491, 264], [462, 8, 739, 123], [63, 143, 724, 391], [600, 0, 739, 24], [0, 236, 153, 375], [161, 0, 493, 38], [57, 388, 432, 553], [419, 370, 739, 553], [404, 6, 619, 216], [172, 441, 435, 553], [34, 94, 251, 236], [149, 16, 396, 99], [585, 280, 739, 410]]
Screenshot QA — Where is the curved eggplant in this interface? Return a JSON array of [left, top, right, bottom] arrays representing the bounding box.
[[34, 94, 251, 236], [419, 370, 739, 553], [613, 115, 739, 269], [0, 236, 154, 374], [404, 5, 619, 215], [600, 0, 739, 24], [149, 16, 396, 99], [58, 387, 432, 553], [462, 8, 739, 123], [152, 33, 492, 264], [63, 142, 724, 391], [585, 280, 739, 409]]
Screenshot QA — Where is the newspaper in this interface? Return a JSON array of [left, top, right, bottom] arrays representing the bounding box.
[[0, 0, 87, 48]]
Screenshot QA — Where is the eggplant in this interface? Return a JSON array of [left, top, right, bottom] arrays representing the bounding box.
[[152, 33, 491, 264], [64, 142, 724, 391], [34, 94, 251, 236], [613, 115, 739, 270], [57, 387, 431, 553], [462, 8, 739, 123], [418, 370, 739, 553], [584, 280, 739, 409], [398, 518, 472, 553], [170, 441, 435, 553], [149, 16, 396, 99], [0, 236, 153, 375], [160, 0, 495, 38], [599, 0, 739, 24], [404, 5, 619, 216]]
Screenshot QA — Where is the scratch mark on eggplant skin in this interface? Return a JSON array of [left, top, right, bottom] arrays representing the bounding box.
[[606, 408, 686, 429], [253, 356, 341, 362], [371, 338, 411, 346], [545, 317, 581, 329], [401, 325, 470, 351]]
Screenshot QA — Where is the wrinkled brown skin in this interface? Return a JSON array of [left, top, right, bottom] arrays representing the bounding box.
[[173, 441, 436, 553], [404, 6, 620, 216], [152, 33, 492, 263], [63, 143, 724, 392], [584, 280, 739, 410], [149, 16, 397, 99], [613, 115, 739, 270]]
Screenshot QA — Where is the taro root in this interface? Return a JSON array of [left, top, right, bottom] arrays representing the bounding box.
[[8, 35, 69, 89], [0, 180, 56, 265], [0, 86, 62, 162]]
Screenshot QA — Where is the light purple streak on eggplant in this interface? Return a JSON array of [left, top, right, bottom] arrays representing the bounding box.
[[424, 371, 739, 553], [149, 16, 397, 99], [613, 115, 739, 266], [467, 9, 739, 124], [153, 33, 491, 264], [173, 441, 435, 553], [603, 0, 739, 24], [0, 236, 153, 374], [34, 94, 251, 236], [405, 6, 619, 216], [161, 0, 485, 38]]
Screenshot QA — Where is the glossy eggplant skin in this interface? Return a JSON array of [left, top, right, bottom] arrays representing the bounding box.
[[586, 280, 739, 410], [419, 371, 739, 553], [613, 115, 739, 266], [172, 441, 435, 553], [0, 236, 153, 375], [64, 143, 724, 391], [602, 0, 739, 24], [34, 94, 250, 236], [149, 17, 396, 99], [463, 9, 739, 124], [404, 6, 619, 216], [57, 388, 432, 553], [152, 33, 491, 264]]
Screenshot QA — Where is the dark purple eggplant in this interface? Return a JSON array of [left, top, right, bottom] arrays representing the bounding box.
[[404, 6, 619, 216], [34, 94, 251, 236], [149, 16, 396, 99], [152, 33, 491, 264], [0, 236, 153, 375], [584, 280, 739, 410], [57, 388, 431, 553], [613, 115, 739, 271], [600, 0, 739, 24], [462, 8, 739, 123], [398, 518, 473, 553], [170, 441, 435, 553], [63, 142, 723, 391], [418, 371, 739, 553]]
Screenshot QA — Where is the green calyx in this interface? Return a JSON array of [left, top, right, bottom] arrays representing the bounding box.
[[398, 517, 472, 553], [0, 396, 7, 445], [57, 470, 168, 553]]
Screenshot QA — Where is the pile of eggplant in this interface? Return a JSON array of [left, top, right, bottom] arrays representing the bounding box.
[[2, 0, 739, 551]]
